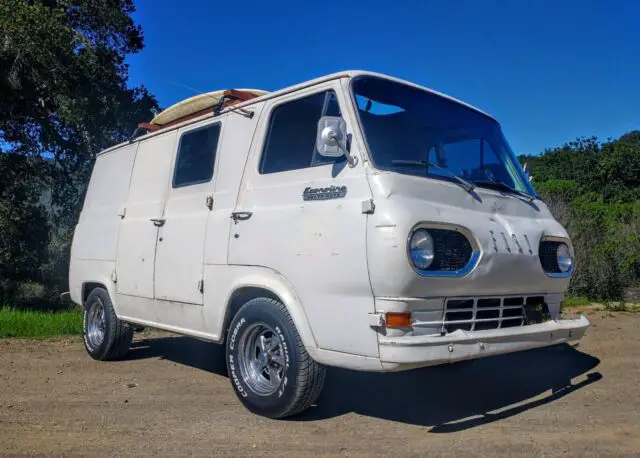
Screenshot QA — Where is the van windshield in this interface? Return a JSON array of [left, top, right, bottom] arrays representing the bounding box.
[[351, 76, 536, 197]]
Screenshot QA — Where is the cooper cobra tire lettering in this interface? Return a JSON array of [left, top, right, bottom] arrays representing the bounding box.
[[229, 317, 245, 351], [275, 326, 291, 370], [225, 297, 325, 418], [229, 355, 248, 398]]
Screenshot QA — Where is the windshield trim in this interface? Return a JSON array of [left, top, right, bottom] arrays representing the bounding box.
[[348, 75, 538, 199]]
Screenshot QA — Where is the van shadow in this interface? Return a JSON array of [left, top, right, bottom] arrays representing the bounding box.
[[128, 335, 229, 376], [305, 344, 601, 431], [127, 336, 601, 431]]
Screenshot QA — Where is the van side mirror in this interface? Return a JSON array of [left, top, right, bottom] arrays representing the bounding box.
[[316, 116, 358, 167]]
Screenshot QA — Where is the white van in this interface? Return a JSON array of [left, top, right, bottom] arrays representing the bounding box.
[[69, 70, 589, 418]]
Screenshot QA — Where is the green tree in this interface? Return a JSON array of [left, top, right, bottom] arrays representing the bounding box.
[[0, 154, 51, 304], [592, 132, 640, 202], [521, 132, 640, 300], [0, 0, 158, 306]]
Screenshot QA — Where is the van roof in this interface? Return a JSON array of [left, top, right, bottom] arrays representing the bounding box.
[[97, 70, 494, 156]]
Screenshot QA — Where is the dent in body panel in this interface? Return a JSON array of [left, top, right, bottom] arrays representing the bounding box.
[[366, 172, 572, 299]]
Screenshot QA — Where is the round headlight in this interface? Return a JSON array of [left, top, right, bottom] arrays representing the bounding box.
[[557, 243, 573, 273], [409, 229, 435, 270]]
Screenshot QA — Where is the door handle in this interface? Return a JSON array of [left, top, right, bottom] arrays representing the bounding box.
[[150, 218, 166, 227], [231, 211, 253, 223]]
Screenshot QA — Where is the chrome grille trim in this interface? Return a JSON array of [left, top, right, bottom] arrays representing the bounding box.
[[426, 316, 525, 325], [436, 305, 524, 313], [412, 295, 546, 334]]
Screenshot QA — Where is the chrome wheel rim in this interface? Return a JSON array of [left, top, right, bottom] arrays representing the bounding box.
[[237, 323, 286, 396], [86, 299, 106, 349]]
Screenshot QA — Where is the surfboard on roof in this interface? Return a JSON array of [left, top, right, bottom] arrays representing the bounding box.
[[151, 88, 269, 126]]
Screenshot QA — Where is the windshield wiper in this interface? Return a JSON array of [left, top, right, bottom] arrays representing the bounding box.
[[473, 180, 537, 202], [391, 160, 475, 193]]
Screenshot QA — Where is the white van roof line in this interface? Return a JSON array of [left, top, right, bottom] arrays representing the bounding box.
[[96, 70, 494, 157]]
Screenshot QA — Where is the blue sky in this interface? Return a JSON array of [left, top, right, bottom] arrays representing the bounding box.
[[126, 0, 639, 155]]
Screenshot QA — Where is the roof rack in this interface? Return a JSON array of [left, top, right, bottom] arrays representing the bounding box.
[[130, 89, 266, 141]]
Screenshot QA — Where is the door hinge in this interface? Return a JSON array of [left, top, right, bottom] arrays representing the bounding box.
[[117, 206, 127, 219], [361, 199, 375, 214], [205, 194, 214, 210], [197, 279, 204, 293], [367, 312, 385, 327], [111, 270, 118, 283]]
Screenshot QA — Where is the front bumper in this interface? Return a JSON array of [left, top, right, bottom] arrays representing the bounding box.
[[378, 315, 589, 369]]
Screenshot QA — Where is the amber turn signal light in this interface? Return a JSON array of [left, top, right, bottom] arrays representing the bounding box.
[[385, 312, 412, 328]]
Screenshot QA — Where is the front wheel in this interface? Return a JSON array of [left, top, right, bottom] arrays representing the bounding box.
[[226, 297, 326, 418]]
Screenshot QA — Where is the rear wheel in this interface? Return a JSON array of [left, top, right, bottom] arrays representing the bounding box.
[[83, 287, 133, 361], [226, 297, 326, 418]]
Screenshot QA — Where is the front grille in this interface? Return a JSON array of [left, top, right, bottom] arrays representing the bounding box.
[[426, 229, 473, 271], [539, 240, 561, 273], [443, 296, 546, 333]]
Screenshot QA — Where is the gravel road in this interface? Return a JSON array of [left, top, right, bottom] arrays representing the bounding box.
[[1, 310, 638, 456]]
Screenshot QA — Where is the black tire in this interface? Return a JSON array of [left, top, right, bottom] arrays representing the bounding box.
[[83, 287, 133, 361], [226, 297, 326, 419]]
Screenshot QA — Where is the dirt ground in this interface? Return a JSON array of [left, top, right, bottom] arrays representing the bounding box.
[[1, 310, 638, 457]]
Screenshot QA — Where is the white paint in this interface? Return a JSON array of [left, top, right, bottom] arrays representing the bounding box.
[[153, 121, 221, 305], [203, 105, 265, 265], [69, 70, 588, 374], [202, 264, 318, 345], [71, 144, 137, 265], [115, 131, 176, 300], [227, 81, 378, 358], [379, 315, 590, 367]]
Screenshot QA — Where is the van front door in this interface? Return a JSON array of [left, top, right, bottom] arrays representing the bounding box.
[[227, 83, 379, 358], [153, 121, 223, 305]]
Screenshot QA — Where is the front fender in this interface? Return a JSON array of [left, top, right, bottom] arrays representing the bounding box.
[[205, 264, 318, 349]]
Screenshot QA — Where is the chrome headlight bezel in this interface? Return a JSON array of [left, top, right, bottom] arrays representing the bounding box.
[[539, 237, 575, 278], [407, 224, 480, 277]]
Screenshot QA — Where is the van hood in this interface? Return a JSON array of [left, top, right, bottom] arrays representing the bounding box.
[[368, 170, 558, 221], [365, 171, 572, 298]]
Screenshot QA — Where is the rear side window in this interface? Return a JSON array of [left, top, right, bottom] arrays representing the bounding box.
[[173, 124, 221, 188], [260, 91, 344, 174]]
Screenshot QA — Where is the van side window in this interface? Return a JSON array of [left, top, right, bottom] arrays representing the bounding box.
[[173, 124, 221, 188], [260, 91, 344, 174]]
